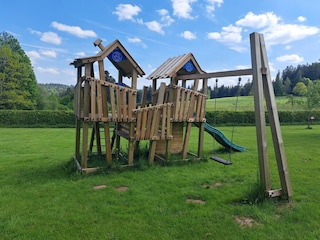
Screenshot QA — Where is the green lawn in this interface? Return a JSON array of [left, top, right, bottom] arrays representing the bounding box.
[[206, 96, 307, 112], [0, 126, 319, 239]]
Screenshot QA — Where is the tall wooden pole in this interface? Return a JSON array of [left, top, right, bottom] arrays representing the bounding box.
[[250, 32, 292, 199]]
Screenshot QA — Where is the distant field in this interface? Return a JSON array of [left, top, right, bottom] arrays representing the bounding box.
[[206, 96, 309, 112]]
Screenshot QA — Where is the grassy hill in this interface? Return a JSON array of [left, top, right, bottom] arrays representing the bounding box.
[[206, 96, 310, 112]]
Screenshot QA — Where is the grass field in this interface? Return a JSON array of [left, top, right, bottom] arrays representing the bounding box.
[[0, 126, 320, 239], [206, 96, 309, 112]]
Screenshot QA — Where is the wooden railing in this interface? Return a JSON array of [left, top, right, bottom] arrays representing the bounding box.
[[132, 103, 173, 141], [74, 77, 137, 122], [171, 85, 206, 122]]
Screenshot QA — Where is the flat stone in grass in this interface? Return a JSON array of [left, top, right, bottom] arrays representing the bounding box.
[[186, 198, 206, 204], [235, 216, 258, 228], [115, 186, 129, 192], [93, 184, 108, 190]]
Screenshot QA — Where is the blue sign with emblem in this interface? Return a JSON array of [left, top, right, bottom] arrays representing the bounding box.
[[108, 49, 127, 63], [183, 60, 195, 72]]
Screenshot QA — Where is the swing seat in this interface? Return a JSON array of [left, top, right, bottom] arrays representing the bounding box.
[[210, 156, 233, 165]]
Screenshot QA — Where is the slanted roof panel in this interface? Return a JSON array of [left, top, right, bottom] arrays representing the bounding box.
[[71, 39, 145, 78], [146, 53, 204, 80]]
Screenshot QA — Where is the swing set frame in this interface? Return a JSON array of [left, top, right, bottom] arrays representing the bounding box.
[[177, 32, 292, 200]]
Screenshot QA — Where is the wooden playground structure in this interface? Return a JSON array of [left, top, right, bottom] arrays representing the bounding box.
[[71, 32, 292, 199]]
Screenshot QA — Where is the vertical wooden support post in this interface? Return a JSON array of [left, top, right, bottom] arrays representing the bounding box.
[[82, 78, 90, 168], [128, 69, 138, 165], [250, 32, 271, 192], [75, 66, 82, 162], [182, 123, 192, 159], [115, 72, 122, 160], [258, 34, 292, 198], [198, 78, 207, 159], [98, 60, 112, 164]]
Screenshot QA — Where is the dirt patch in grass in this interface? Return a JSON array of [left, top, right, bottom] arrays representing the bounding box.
[[235, 216, 258, 228], [93, 184, 108, 190], [202, 182, 223, 189], [115, 186, 129, 192], [186, 198, 206, 204]]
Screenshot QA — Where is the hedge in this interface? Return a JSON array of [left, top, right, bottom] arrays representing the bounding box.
[[0, 110, 75, 128], [0, 110, 319, 127]]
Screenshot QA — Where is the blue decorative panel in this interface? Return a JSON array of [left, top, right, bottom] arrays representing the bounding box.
[[108, 49, 127, 63], [183, 60, 195, 72]]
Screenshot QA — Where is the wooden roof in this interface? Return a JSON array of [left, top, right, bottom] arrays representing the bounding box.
[[71, 39, 145, 78], [146, 53, 204, 80]]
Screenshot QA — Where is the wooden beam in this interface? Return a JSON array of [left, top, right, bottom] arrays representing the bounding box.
[[176, 68, 253, 80], [250, 32, 271, 192]]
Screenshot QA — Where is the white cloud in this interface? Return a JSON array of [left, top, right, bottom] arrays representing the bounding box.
[[127, 37, 147, 48], [276, 54, 304, 64], [145, 21, 164, 35], [205, 0, 223, 18], [37, 66, 60, 74], [40, 32, 62, 45], [75, 52, 86, 57], [171, 0, 197, 19], [113, 4, 141, 21], [40, 50, 57, 58], [208, 24, 242, 43], [158, 9, 174, 26], [51, 22, 96, 38], [236, 11, 279, 29], [181, 30, 196, 40], [209, 11, 320, 53], [297, 16, 307, 22], [139, 9, 174, 35], [263, 24, 319, 45]]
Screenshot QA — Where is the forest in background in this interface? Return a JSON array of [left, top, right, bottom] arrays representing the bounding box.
[[1, 31, 320, 112]]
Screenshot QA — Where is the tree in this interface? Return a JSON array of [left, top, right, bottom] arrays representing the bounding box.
[[297, 79, 320, 128], [292, 82, 307, 96], [0, 32, 38, 109], [273, 71, 285, 96]]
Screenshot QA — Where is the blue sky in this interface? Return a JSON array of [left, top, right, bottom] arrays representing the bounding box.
[[1, 0, 320, 88]]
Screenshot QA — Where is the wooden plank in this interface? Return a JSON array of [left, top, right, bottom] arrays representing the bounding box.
[[148, 140, 157, 164], [128, 123, 135, 166], [150, 108, 159, 139], [110, 86, 116, 121], [145, 108, 153, 139], [122, 90, 127, 121], [174, 87, 181, 121], [177, 68, 253, 80], [161, 106, 166, 139], [182, 90, 191, 121], [187, 93, 196, 120], [116, 87, 121, 121], [75, 119, 81, 160], [98, 61, 107, 120], [140, 109, 147, 139], [82, 122, 89, 168], [182, 122, 192, 159], [83, 78, 90, 120], [135, 110, 142, 140], [259, 33, 292, 198], [141, 86, 148, 107], [179, 89, 186, 121], [90, 78, 96, 121], [104, 123, 112, 164], [250, 32, 271, 192], [198, 122, 204, 159]]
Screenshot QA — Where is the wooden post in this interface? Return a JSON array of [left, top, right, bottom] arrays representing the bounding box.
[[250, 32, 271, 192], [250, 32, 292, 199], [258, 33, 292, 198], [198, 78, 207, 159]]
